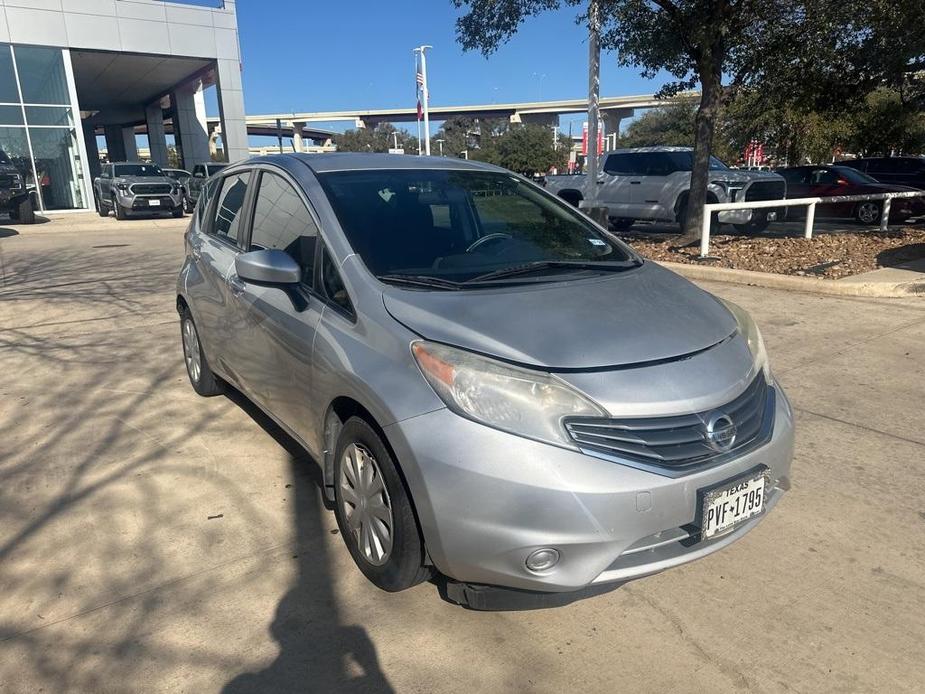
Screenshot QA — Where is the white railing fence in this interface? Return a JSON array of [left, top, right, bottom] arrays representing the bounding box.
[[699, 190, 925, 257]]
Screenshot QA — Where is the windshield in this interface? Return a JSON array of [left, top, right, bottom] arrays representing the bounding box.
[[207, 164, 226, 176], [318, 169, 635, 284], [114, 163, 163, 177], [832, 166, 879, 185], [663, 151, 729, 171]]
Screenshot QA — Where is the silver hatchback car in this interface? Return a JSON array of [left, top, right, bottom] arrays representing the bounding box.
[[177, 153, 794, 608]]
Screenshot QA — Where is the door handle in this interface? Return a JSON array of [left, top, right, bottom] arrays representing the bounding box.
[[228, 275, 246, 297], [596, 180, 605, 185], [630, 181, 642, 185]]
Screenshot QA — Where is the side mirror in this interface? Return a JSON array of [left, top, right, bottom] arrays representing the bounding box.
[[235, 250, 301, 285], [836, 178, 849, 185]]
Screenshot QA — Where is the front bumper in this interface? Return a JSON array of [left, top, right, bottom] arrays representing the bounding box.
[[115, 190, 182, 212], [385, 384, 794, 593]]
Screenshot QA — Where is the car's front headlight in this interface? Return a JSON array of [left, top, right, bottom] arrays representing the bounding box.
[[116, 182, 129, 191], [412, 341, 605, 447], [719, 299, 770, 377]]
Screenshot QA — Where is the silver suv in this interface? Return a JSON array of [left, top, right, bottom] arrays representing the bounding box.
[[94, 162, 183, 220], [546, 146, 787, 232], [177, 153, 794, 608]]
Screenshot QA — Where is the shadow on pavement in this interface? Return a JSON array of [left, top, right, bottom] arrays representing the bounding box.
[[876, 242, 925, 271], [221, 388, 394, 694], [0, 227, 19, 238]]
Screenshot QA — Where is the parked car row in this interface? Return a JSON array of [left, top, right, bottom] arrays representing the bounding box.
[[545, 148, 925, 232]]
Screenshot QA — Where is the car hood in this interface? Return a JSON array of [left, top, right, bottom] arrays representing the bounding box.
[[382, 262, 737, 369], [114, 175, 174, 184]]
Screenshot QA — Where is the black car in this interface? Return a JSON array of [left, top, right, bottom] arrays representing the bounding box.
[[0, 149, 35, 224], [840, 156, 925, 190]]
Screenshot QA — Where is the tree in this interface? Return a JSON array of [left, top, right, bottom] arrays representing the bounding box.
[[618, 102, 696, 149], [335, 123, 417, 153], [472, 123, 569, 174]]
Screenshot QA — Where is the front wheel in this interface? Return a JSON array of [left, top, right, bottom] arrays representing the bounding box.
[[610, 218, 635, 232], [733, 211, 770, 234], [12, 196, 35, 224], [333, 417, 430, 592], [113, 197, 126, 220], [172, 205, 184, 218]]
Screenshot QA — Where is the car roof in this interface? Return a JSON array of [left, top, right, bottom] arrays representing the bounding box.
[[604, 146, 694, 154], [252, 152, 507, 175]]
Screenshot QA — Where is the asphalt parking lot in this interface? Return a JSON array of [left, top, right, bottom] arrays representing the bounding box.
[[1, 215, 923, 693]]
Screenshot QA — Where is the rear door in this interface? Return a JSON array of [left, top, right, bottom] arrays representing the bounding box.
[[807, 168, 853, 217], [598, 153, 642, 217], [632, 152, 675, 220], [229, 167, 325, 434]]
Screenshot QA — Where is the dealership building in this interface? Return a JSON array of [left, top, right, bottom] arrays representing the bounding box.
[[0, 0, 247, 214]]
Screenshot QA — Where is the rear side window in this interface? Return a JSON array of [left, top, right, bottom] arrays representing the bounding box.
[[866, 159, 890, 173], [603, 153, 640, 175], [249, 171, 319, 285], [778, 168, 808, 184], [211, 173, 250, 244], [197, 175, 220, 227]]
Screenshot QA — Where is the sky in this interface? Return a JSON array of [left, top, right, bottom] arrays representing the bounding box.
[[229, 0, 674, 139]]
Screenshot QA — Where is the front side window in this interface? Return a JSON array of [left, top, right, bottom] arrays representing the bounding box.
[[778, 168, 808, 184], [662, 151, 729, 171], [211, 173, 250, 243], [317, 169, 636, 284], [249, 172, 318, 285]]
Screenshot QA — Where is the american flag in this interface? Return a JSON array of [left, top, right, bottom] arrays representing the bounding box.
[[415, 70, 424, 88]]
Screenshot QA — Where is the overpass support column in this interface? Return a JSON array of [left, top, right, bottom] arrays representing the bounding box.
[[172, 81, 212, 169], [601, 108, 634, 144], [104, 125, 126, 162], [145, 103, 169, 166], [292, 121, 306, 152]]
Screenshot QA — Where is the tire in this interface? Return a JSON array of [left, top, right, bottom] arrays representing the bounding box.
[[113, 196, 126, 220], [676, 194, 719, 234], [610, 217, 635, 232], [13, 196, 35, 224], [179, 308, 223, 397], [855, 201, 882, 226], [183, 195, 193, 213], [333, 417, 430, 592], [96, 193, 108, 217], [172, 205, 184, 218], [559, 190, 583, 207], [733, 210, 770, 234]]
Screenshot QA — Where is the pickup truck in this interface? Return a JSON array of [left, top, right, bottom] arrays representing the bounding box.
[[94, 162, 184, 220], [185, 162, 227, 211], [545, 146, 786, 232], [0, 148, 36, 224]]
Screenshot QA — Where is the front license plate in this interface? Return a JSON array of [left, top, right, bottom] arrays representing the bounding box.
[[148, 199, 160, 206], [701, 468, 768, 539]]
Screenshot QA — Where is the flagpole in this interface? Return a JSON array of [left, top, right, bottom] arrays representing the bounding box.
[[417, 45, 432, 156]]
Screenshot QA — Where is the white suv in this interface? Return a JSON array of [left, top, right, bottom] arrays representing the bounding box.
[[546, 147, 786, 232]]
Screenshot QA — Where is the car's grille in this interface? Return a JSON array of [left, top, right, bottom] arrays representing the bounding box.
[[131, 183, 172, 195], [0, 174, 16, 188], [564, 374, 774, 475], [743, 180, 786, 201]]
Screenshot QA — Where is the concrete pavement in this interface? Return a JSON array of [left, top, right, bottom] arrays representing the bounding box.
[[1, 216, 923, 693]]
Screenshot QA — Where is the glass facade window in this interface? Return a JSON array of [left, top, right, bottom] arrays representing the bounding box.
[[0, 43, 85, 211]]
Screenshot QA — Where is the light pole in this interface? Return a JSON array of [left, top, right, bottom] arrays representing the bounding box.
[[586, 0, 601, 202], [436, 138, 444, 156], [413, 45, 433, 156], [392, 132, 400, 150]]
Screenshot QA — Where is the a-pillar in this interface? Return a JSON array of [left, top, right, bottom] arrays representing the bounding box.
[[82, 122, 101, 180], [145, 103, 169, 166], [104, 124, 126, 162], [172, 81, 212, 169], [291, 121, 305, 153]]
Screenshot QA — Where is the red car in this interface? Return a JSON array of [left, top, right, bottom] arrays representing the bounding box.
[[776, 165, 925, 225]]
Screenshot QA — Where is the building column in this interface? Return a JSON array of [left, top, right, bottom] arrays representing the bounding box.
[[145, 103, 169, 166], [121, 126, 138, 161], [214, 59, 249, 163], [104, 124, 126, 162], [291, 121, 305, 152], [172, 81, 213, 169], [82, 122, 101, 180]]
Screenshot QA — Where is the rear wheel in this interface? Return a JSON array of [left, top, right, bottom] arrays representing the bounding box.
[[179, 308, 222, 397], [609, 217, 635, 232], [333, 417, 430, 592], [10, 196, 35, 224], [559, 190, 583, 207], [855, 201, 882, 225]]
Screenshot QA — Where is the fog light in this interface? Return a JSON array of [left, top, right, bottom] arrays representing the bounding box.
[[525, 548, 559, 573]]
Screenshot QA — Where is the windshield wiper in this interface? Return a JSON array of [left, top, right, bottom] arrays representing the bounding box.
[[377, 274, 463, 290], [467, 259, 641, 283]]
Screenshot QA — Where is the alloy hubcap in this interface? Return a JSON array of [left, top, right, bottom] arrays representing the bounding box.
[[859, 203, 879, 223], [339, 443, 393, 566], [182, 318, 202, 383]]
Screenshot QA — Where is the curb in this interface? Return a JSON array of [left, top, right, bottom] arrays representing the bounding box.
[[658, 261, 925, 298]]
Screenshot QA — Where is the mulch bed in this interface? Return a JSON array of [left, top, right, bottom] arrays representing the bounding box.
[[622, 228, 925, 280]]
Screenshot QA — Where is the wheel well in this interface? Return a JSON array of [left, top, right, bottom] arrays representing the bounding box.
[[176, 295, 189, 315], [559, 189, 583, 206]]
